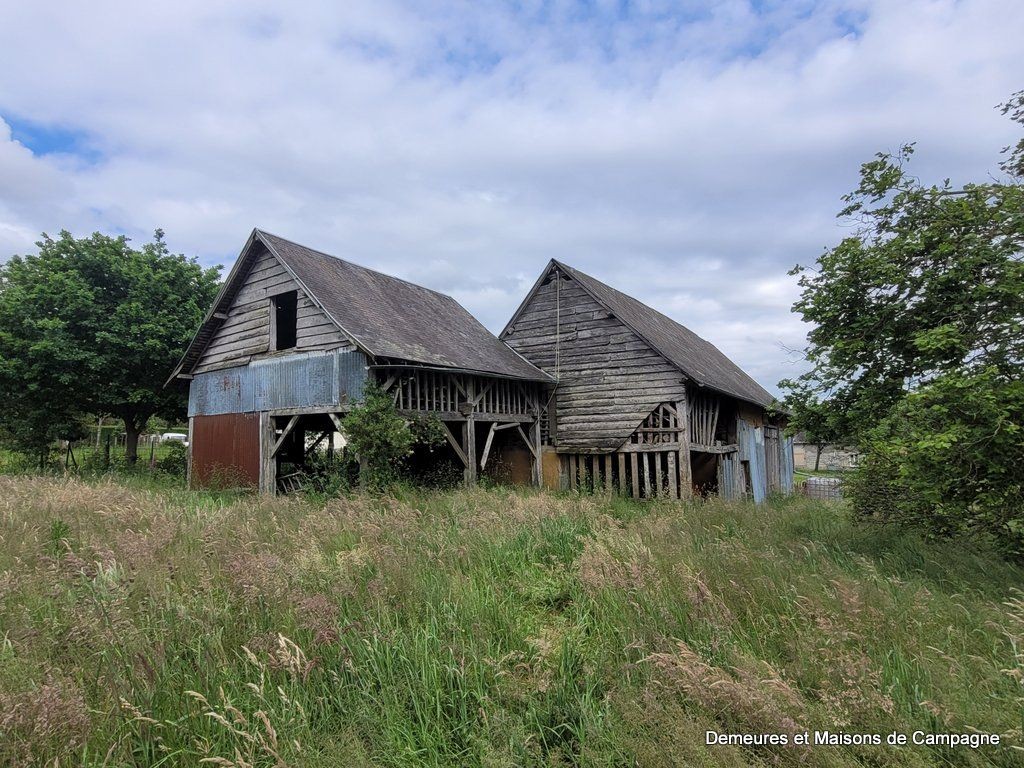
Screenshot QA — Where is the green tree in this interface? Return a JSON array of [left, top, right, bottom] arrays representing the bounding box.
[[0, 230, 220, 464], [777, 381, 846, 471], [783, 93, 1024, 554], [342, 382, 415, 489]]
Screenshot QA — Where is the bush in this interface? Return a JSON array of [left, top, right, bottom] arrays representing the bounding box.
[[156, 441, 188, 478], [340, 382, 447, 491], [849, 368, 1024, 557]]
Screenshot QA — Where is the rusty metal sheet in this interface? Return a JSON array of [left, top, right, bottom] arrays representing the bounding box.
[[188, 349, 368, 416], [191, 412, 260, 488]]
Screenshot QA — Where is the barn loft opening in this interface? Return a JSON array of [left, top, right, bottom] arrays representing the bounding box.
[[272, 290, 298, 351]]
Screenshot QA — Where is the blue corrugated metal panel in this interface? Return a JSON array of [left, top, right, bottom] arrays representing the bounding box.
[[780, 436, 795, 493], [737, 419, 767, 504], [188, 349, 369, 416]]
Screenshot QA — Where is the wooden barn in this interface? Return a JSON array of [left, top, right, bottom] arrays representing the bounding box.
[[501, 260, 794, 501], [169, 229, 552, 493]]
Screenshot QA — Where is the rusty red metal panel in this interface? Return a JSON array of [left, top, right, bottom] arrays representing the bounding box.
[[190, 413, 260, 488]]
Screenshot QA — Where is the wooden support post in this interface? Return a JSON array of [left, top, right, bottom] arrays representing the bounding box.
[[463, 417, 477, 486], [630, 453, 639, 498], [480, 422, 498, 471], [641, 453, 651, 498], [271, 415, 301, 458], [186, 417, 194, 488], [590, 455, 599, 493], [603, 454, 613, 493], [668, 451, 678, 499], [259, 411, 276, 495], [676, 394, 693, 499], [531, 420, 542, 488], [617, 453, 626, 495], [568, 454, 578, 490], [654, 453, 663, 497], [440, 422, 469, 468]]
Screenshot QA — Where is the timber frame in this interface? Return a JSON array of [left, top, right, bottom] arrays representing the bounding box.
[[251, 366, 547, 493], [375, 364, 545, 487]]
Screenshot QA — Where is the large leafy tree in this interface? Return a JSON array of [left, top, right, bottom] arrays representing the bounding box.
[[783, 92, 1024, 554], [0, 230, 220, 464]]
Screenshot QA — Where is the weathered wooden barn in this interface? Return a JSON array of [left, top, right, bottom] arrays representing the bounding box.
[[169, 229, 552, 493], [172, 231, 791, 500], [500, 260, 794, 501]]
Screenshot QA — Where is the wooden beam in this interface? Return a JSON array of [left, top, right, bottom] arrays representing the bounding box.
[[532, 420, 542, 487], [464, 416, 477, 486], [667, 451, 678, 499], [603, 454, 613, 493], [677, 394, 692, 499], [259, 411, 275, 495], [515, 425, 537, 459], [630, 453, 639, 498], [304, 430, 331, 457], [328, 413, 345, 433], [271, 415, 301, 458], [480, 422, 498, 470], [440, 422, 470, 468], [617, 452, 626, 496]]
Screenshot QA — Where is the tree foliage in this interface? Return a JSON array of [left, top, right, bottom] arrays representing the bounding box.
[[341, 382, 448, 490], [0, 230, 220, 463], [783, 93, 1024, 556]]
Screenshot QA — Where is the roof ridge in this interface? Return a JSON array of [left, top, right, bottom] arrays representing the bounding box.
[[550, 259, 774, 406], [256, 229, 461, 305]]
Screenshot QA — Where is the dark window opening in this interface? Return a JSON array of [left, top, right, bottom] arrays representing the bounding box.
[[272, 291, 298, 351]]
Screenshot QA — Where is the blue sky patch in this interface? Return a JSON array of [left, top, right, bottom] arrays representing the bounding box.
[[4, 116, 102, 163]]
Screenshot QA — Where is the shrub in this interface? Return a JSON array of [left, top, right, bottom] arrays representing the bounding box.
[[849, 368, 1024, 557], [156, 441, 188, 478]]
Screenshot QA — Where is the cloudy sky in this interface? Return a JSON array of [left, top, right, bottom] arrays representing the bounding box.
[[1, 0, 1021, 393]]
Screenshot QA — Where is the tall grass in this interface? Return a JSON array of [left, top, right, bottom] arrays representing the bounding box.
[[0, 476, 1020, 766]]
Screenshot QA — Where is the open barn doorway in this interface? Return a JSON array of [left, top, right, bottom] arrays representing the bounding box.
[[690, 451, 719, 496]]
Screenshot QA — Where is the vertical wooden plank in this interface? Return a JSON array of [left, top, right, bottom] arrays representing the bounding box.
[[630, 453, 639, 498], [569, 454, 577, 490], [617, 452, 626, 496], [677, 391, 692, 499], [654, 453, 663, 498], [603, 454, 613, 492], [590, 455, 599, 493], [667, 451, 678, 499], [186, 416, 194, 489], [258, 411, 275, 494], [463, 417, 477, 486], [532, 420, 542, 488], [640, 453, 651, 498]]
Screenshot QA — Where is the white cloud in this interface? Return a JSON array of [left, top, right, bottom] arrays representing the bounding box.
[[0, 0, 1021, 394]]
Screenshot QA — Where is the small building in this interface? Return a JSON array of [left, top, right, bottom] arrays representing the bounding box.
[[169, 229, 552, 493], [792, 432, 859, 471], [501, 261, 794, 501]]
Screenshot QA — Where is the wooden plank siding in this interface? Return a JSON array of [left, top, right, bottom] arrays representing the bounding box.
[[194, 250, 353, 374], [502, 271, 686, 451]]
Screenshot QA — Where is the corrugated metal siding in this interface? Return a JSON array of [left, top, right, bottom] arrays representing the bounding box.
[[188, 349, 368, 416], [191, 413, 260, 488], [780, 435, 795, 493], [738, 419, 768, 503]]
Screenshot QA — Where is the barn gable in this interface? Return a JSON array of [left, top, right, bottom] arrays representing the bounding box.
[[513, 260, 774, 408], [191, 244, 353, 374], [171, 230, 549, 382], [501, 264, 686, 451]]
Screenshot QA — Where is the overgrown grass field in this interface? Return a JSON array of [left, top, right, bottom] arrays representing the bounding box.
[[0, 477, 1021, 766]]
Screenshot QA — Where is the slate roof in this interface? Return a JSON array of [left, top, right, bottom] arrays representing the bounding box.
[[507, 260, 776, 408], [173, 230, 551, 382]]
